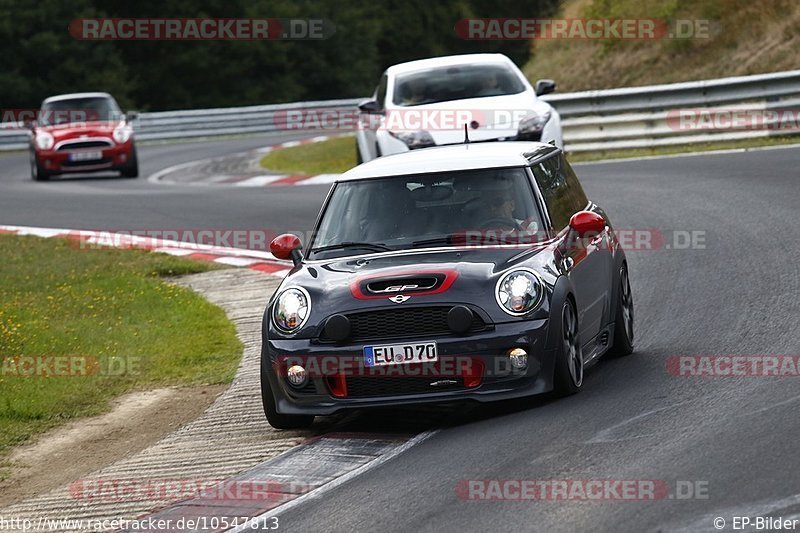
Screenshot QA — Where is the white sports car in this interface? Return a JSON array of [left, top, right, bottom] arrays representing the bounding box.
[[355, 53, 563, 163]]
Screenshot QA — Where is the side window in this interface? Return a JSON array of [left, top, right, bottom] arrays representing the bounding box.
[[531, 155, 589, 230], [375, 74, 388, 110]]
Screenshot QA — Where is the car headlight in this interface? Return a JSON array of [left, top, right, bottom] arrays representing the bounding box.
[[389, 130, 435, 149], [272, 287, 311, 333], [113, 125, 133, 144], [34, 131, 54, 150], [518, 112, 551, 135], [495, 268, 545, 316]]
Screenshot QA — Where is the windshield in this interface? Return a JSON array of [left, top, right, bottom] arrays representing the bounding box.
[[392, 63, 526, 107], [309, 168, 544, 259], [39, 97, 123, 125]]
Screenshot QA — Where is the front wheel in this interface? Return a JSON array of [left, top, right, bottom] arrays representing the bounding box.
[[260, 360, 314, 430], [30, 152, 50, 181], [120, 146, 139, 178], [609, 264, 634, 357], [553, 298, 583, 396]]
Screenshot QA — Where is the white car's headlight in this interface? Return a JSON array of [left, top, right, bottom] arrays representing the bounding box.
[[389, 130, 435, 149], [34, 131, 54, 150], [518, 112, 551, 134], [495, 268, 545, 316], [272, 287, 311, 333], [113, 125, 133, 144]]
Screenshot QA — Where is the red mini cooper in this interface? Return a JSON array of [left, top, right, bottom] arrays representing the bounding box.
[[29, 92, 138, 181]]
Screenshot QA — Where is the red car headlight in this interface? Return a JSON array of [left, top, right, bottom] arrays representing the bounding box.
[[34, 131, 54, 150], [112, 125, 133, 144]]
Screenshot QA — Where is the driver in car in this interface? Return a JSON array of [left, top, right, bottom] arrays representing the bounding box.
[[401, 78, 428, 105], [488, 192, 538, 233], [476, 71, 501, 97]]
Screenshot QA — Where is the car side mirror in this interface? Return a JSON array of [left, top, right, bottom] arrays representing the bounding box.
[[357, 99, 383, 114], [569, 211, 605, 239], [270, 233, 304, 266], [125, 111, 138, 123], [535, 79, 556, 97]]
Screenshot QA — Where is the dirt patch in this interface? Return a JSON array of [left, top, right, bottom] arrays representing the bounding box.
[[0, 384, 225, 507]]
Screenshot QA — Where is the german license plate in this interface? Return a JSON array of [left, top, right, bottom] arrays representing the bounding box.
[[363, 341, 438, 367], [69, 151, 102, 161]]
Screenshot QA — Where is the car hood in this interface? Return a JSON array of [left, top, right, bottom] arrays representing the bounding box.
[[273, 245, 560, 333], [387, 91, 552, 145], [37, 121, 122, 140]]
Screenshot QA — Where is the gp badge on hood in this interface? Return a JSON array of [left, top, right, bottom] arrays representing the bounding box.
[[350, 270, 459, 302], [378, 284, 420, 293]]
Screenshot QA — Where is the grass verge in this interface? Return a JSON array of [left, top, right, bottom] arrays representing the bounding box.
[[258, 135, 800, 175], [523, 0, 800, 92], [260, 136, 355, 175], [0, 235, 242, 478]]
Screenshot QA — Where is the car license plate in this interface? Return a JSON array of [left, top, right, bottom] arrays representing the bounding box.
[[69, 151, 102, 161], [364, 341, 438, 367]]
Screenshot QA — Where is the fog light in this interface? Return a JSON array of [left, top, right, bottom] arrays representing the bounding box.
[[286, 364, 308, 387], [508, 348, 528, 369]]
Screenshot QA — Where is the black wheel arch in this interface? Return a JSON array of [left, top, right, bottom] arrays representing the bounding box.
[[545, 275, 577, 351]]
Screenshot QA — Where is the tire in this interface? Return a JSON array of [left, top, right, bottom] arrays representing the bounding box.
[[30, 152, 50, 181], [121, 146, 139, 178], [260, 358, 314, 430], [553, 298, 583, 396], [609, 263, 635, 357]]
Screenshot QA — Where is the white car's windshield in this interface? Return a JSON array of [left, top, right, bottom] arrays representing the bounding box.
[[310, 167, 543, 259], [392, 64, 526, 107]]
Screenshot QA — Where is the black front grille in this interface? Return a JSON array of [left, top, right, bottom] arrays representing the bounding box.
[[57, 141, 112, 151], [345, 376, 464, 397], [61, 158, 111, 168], [319, 306, 487, 342]]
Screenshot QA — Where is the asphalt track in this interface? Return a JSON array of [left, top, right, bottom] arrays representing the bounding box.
[[0, 134, 315, 233], [1, 137, 798, 532]]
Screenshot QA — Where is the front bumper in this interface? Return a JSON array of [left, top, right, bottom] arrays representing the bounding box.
[[262, 320, 556, 416], [34, 141, 134, 174]]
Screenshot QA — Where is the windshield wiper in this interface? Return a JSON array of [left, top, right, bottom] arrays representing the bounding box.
[[311, 241, 393, 253], [411, 235, 455, 248]]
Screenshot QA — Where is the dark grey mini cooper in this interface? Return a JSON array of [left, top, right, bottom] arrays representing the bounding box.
[[261, 142, 634, 428]]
